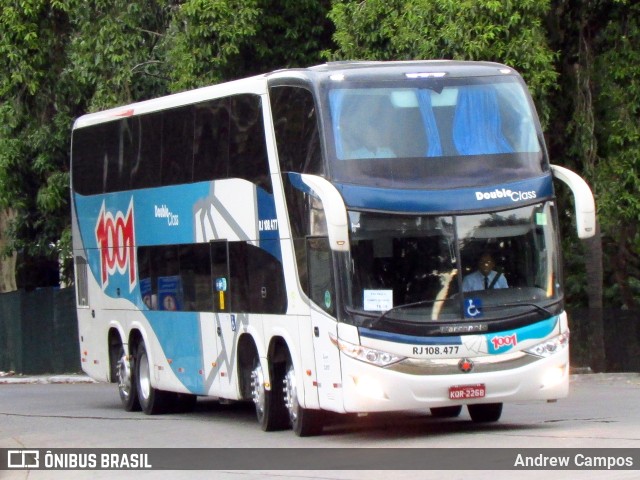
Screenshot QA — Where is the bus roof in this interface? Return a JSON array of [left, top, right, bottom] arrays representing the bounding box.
[[73, 60, 518, 130], [267, 60, 516, 83]]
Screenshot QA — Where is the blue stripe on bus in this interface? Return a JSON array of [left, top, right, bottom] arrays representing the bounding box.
[[287, 172, 313, 195], [257, 187, 281, 261], [145, 311, 205, 394], [74, 179, 281, 305], [359, 316, 559, 354], [486, 316, 558, 354], [334, 174, 554, 213], [359, 328, 463, 345]]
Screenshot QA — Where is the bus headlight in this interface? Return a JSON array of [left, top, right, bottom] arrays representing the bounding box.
[[329, 333, 405, 367], [525, 332, 570, 358], [353, 375, 387, 399], [541, 365, 567, 388]]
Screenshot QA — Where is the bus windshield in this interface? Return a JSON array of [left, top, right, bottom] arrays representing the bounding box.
[[344, 202, 561, 328], [325, 76, 546, 189]]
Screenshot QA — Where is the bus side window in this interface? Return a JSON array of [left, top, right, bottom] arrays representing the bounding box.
[[210, 241, 230, 312], [131, 113, 162, 189], [307, 237, 335, 315], [270, 86, 323, 175], [224, 241, 287, 314], [156, 246, 182, 311], [162, 106, 195, 186], [193, 99, 230, 182], [138, 244, 214, 313], [104, 120, 128, 193], [72, 126, 104, 195], [75, 256, 89, 306], [179, 244, 213, 312], [228, 95, 271, 193]]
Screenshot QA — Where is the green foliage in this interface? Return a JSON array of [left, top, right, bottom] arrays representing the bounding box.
[[550, 0, 640, 308], [593, 2, 640, 224], [329, 0, 557, 124], [165, 0, 333, 91], [0, 1, 72, 267], [66, 0, 172, 109], [0, 0, 638, 303], [0, 0, 335, 287], [248, 0, 334, 73], [591, 0, 640, 308], [164, 0, 261, 90]]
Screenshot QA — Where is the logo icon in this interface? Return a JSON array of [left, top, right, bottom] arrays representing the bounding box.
[[491, 333, 518, 351], [8, 450, 39, 469], [95, 198, 136, 291], [458, 358, 474, 373], [464, 298, 483, 318]]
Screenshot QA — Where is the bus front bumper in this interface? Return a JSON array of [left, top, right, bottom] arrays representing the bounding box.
[[339, 349, 569, 413]]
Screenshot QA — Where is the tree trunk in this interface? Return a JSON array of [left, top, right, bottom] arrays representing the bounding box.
[[0, 208, 18, 293], [583, 219, 605, 372]]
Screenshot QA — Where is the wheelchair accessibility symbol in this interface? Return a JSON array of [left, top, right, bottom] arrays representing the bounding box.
[[465, 298, 483, 318]]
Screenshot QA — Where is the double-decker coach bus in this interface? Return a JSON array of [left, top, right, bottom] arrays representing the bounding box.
[[71, 61, 595, 436]]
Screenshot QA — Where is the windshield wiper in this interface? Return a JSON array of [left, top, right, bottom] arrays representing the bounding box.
[[481, 301, 555, 318], [346, 299, 439, 330], [346, 299, 557, 330]]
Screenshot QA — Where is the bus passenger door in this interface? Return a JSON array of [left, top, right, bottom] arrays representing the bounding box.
[[208, 240, 233, 398], [308, 237, 345, 413]]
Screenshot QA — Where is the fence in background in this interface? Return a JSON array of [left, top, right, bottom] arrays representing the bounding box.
[[0, 288, 80, 374], [569, 308, 640, 373], [0, 288, 638, 374]]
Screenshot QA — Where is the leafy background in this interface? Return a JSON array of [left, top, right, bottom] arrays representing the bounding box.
[[0, 0, 638, 311]]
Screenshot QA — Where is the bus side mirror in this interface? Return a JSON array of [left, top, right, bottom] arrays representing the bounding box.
[[550, 164, 596, 239], [299, 174, 350, 252]]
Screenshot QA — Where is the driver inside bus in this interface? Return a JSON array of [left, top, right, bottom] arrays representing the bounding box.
[[462, 252, 508, 292]]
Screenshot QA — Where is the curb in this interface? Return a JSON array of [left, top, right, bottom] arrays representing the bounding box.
[[0, 373, 97, 385]]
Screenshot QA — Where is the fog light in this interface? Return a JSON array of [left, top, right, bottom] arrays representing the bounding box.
[[353, 375, 386, 400], [542, 365, 566, 388]]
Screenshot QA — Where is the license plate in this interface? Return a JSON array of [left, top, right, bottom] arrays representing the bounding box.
[[449, 384, 486, 400]]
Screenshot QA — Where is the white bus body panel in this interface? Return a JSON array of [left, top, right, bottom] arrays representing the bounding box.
[[340, 350, 569, 413]]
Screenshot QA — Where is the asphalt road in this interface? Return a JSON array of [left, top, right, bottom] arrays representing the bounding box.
[[1, 373, 639, 479]]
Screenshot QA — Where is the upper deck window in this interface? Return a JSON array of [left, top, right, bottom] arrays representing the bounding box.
[[324, 76, 546, 189], [72, 94, 271, 195]]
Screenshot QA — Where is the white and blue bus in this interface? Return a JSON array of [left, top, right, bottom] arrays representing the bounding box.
[[71, 61, 595, 436]]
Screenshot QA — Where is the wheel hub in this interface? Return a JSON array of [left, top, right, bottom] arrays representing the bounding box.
[[283, 364, 298, 425], [117, 354, 132, 399], [251, 363, 266, 417]]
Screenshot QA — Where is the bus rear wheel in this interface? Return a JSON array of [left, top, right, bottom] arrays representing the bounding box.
[[283, 359, 323, 437], [250, 359, 288, 431], [135, 340, 173, 415], [116, 346, 140, 411], [468, 403, 503, 423]]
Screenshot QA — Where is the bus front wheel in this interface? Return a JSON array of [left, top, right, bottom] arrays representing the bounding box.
[[468, 403, 503, 423], [283, 360, 323, 437], [430, 405, 463, 418]]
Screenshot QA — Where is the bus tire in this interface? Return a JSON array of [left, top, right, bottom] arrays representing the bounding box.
[[430, 405, 463, 418], [250, 359, 288, 431], [135, 340, 172, 415], [116, 346, 140, 411], [468, 403, 503, 423], [284, 359, 323, 437]]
